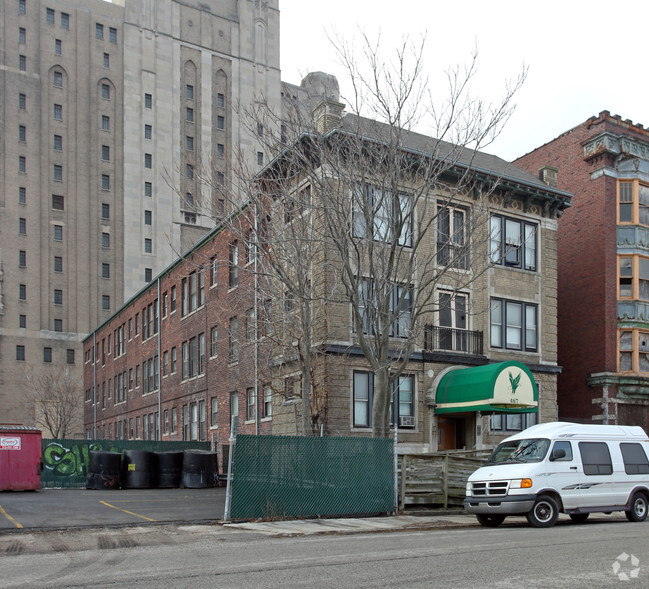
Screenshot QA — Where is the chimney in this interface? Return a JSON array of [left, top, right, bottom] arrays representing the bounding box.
[[313, 98, 345, 134], [300, 72, 345, 133], [539, 165, 558, 188]]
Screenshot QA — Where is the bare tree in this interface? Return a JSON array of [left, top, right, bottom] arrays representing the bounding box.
[[193, 34, 526, 437], [23, 366, 82, 438]]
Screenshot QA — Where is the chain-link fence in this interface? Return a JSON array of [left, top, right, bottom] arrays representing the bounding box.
[[41, 438, 211, 488], [227, 435, 395, 520]]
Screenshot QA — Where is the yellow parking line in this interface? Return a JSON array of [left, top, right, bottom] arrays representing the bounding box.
[[0, 504, 23, 529], [99, 500, 157, 522]]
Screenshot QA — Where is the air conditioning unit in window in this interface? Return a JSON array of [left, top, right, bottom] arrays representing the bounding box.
[[399, 416, 415, 427]]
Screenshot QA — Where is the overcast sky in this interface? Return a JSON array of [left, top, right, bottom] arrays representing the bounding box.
[[279, 0, 648, 162]]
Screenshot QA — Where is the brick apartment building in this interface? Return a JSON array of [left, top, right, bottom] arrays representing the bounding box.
[[84, 86, 572, 455], [516, 111, 649, 429]]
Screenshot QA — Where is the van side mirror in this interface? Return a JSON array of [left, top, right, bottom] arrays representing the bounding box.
[[549, 448, 566, 461]]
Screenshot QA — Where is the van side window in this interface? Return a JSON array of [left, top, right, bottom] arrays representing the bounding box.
[[551, 441, 573, 461], [579, 442, 613, 475], [620, 443, 649, 474]]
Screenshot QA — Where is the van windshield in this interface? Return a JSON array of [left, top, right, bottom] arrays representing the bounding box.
[[487, 438, 551, 464]]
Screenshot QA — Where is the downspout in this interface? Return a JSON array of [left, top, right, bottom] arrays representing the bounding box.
[[254, 204, 259, 435], [93, 332, 97, 439], [157, 277, 162, 440]]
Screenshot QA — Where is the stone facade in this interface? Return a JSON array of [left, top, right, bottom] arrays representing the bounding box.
[[0, 0, 279, 433]]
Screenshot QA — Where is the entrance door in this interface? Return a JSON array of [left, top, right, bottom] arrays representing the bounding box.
[[438, 417, 466, 450]]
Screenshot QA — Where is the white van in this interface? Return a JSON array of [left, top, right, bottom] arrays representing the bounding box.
[[464, 422, 649, 527]]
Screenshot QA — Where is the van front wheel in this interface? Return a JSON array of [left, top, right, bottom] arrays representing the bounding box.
[[527, 495, 559, 528], [625, 492, 648, 522], [476, 514, 505, 527]]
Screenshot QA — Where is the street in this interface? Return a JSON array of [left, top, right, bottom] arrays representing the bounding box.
[[2, 519, 648, 588]]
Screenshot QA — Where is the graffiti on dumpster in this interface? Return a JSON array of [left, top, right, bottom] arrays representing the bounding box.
[[42, 441, 119, 477]]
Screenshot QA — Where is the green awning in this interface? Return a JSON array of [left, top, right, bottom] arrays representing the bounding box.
[[435, 361, 538, 414]]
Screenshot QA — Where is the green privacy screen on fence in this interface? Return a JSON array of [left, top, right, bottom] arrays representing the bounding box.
[[228, 435, 394, 520], [41, 439, 211, 488]]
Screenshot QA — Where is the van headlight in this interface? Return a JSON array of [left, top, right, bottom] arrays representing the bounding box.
[[510, 478, 533, 489], [466, 482, 471, 495]]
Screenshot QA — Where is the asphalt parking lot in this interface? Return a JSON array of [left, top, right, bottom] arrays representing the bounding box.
[[0, 487, 226, 531]]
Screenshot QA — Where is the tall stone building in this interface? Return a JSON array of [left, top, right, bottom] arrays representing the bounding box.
[[0, 0, 280, 433]]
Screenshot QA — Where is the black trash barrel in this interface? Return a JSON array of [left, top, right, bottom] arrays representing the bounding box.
[[121, 450, 155, 489], [181, 450, 218, 488], [155, 451, 184, 488], [86, 451, 122, 490]]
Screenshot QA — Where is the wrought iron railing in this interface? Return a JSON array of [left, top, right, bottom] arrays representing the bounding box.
[[424, 325, 483, 355]]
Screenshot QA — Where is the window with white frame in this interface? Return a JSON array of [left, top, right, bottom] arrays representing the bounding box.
[[210, 326, 218, 357], [211, 397, 218, 427], [437, 205, 468, 269], [352, 184, 412, 246], [437, 291, 468, 352], [263, 385, 272, 418], [352, 371, 415, 429], [490, 298, 538, 352], [356, 279, 412, 337], [246, 387, 256, 421], [490, 215, 537, 271]]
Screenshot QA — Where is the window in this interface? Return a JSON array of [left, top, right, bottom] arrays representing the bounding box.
[[353, 372, 415, 428], [186, 84, 194, 99], [101, 115, 110, 131], [229, 241, 239, 287], [144, 153, 152, 168], [46, 7, 55, 24], [19, 156, 26, 173], [144, 182, 152, 197], [217, 144, 224, 158], [210, 257, 218, 286], [17, 345, 25, 361], [257, 122, 264, 137], [181, 333, 205, 380], [185, 192, 194, 207], [54, 289, 63, 305], [210, 326, 218, 357], [144, 210, 152, 225], [143, 238, 152, 253], [53, 164, 62, 181], [103, 53, 110, 68], [95, 23, 103, 39], [44, 348, 53, 363], [186, 164, 193, 179], [144, 93, 152, 108], [186, 136, 194, 150], [356, 279, 412, 337], [618, 180, 649, 226], [145, 124, 152, 139], [171, 346, 177, 373], [67, 349, 75, 365], [284, 376, 301, 401], [217, 115, 225, 130], [171, 408, 177, 433], [54, 319, 62, 332], [186, 107, 194, 122], [61, 12, 69, 28], [19, 55, 26, 71], [54, 256, 63, 272], [247, 388, 256, 421], [19, 218, 27, 234], [257, 151, 264, 166], [246, 308, 255, 341], [210, 397, 218, 427], [101, 174, 110, 190], [491, 412, 537, 432], [19, 0, 26, 15], [618, 329, 649, 373], [618, 255, 649, 300], [170, 286, 177, 313], [101, 83, 110, 99], [19, 125, 26, 142], [145, 268, 152, 282], [621, 443, 649, 474], [437, 292, 468, 352], [54, 225, 63, 240], [230, 392, 239, 423], [52, 194, 64, 210], [101, 203, 110, 219], [353, 184, 412, 247], [54, 135, 62, 151], [19, 250, 26, 267], [262, 385, 272, 418], [19, 27, 26, 43], [55, 39, 61, 54], [579, 442, 613, 476], [229, 317, 239, 363], [102, 232, 110, 248], [19, 93, 26, 109], [54, 104, 62, 120], [217, 93, 225, 108], [19, 187, 26, 203], [102, 295, 110, 310], [20, 315, 26, 329], [490, 215, 537, 271], [53, 71, 63, 87], [436, 205, 467, 268], [102, 263, 110, 278], [101, 144, 110, 161], [490, 298, 537, 352], [109, 27, 117, 43]]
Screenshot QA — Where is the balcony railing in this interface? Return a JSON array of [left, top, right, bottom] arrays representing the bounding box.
[[424, 325, 483, 355]]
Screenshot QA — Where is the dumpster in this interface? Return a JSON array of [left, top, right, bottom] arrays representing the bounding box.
[[0, 426, 43, 491]]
